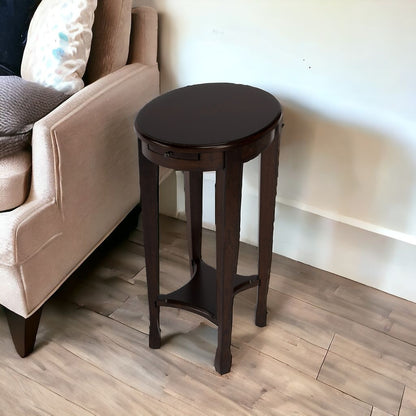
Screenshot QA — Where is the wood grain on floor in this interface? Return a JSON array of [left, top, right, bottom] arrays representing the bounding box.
[[1, 215, 415, 416]]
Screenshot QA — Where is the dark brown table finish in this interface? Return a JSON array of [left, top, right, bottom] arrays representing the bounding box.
[[135, 83, 283, 374]]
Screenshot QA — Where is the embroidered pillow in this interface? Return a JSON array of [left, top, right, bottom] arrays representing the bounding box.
[[0, 0, 41, 76], [21, 0, 98, 94]]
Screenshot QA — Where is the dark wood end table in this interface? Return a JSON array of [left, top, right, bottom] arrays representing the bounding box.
[[135, 83, 283, 374]]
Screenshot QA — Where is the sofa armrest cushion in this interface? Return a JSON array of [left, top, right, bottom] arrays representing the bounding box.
[[0, 76, 69, 159], [128, 6, 158, 66]]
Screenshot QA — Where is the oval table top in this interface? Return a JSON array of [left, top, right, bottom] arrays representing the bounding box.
[[135, 83, 282, 150]]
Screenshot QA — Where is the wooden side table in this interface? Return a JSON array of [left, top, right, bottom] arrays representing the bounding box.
[[135, 83, 283, 374]]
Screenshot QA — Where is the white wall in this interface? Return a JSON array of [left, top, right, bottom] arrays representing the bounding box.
[[135, 0, 416, 302]]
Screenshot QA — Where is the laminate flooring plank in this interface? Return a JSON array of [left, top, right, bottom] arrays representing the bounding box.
[[3, 310, 241, 416], [372, 408, 394, 416], [333, 283, 416, 321], [145, 216, 416, 347], [146, 217, 416, 347], [268, 269, 395, 335], [109, 289, 205, 337], [0, 312, 182, 416], [388, 310, 416, 346], [149, 250, 332, 352], [58, 273, 143, 317], [238, 288, 414, 391], [237, 278, 416, 388], [140, 241, 397, 382], [329, 332, 416, 390], [75, 238, 146, 284], [44, 298, 353, 416], [108, 286, 277, 412], [126, 216, 416, 414], [158, 349, 272, 414], [3, 215, 415, 414], [236, 286, 342, 349], [159, 322, 224, 371], [0, 365, 94, 416], [95, 239, 147, 282], [124, 323, 266, 414], [318, 352, 404, 415], [331, 285, 416, 345], [232, 293, 327, 377], [105, 216, 416, 412], [58, 243, 147, 317], [233, 319, 327, 378], [109, 253, 206, 336], [155, 325, 371, 416], [128, 245, 328, 378], [232, 347, 372, 416], [39, 302, 253, 415], [267, 255, 416, 347], [111, 285, 326, 380], [251, 389, 367, 416], [399, 387, 416, 416]]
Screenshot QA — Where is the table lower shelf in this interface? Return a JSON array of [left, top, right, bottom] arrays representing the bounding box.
[[157, 261, 258, 325]]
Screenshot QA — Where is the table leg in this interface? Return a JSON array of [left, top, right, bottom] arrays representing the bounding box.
[[139, 142, 161, 348], [256, 129, 281, 327], [214, 152, 243, 374], [184, 171, 203, 275]]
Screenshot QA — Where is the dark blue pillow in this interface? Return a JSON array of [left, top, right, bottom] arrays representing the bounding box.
[[0, 0, 41, 76]]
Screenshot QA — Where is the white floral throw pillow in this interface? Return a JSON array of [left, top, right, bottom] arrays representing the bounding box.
[[21, 0, 98, 94]]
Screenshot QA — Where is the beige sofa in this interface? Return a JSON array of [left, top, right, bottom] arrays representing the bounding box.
[[0, 0, 170, 357]]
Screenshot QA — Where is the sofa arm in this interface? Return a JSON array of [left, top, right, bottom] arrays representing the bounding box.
[[12, 63, 159, 264], [32, 63, 158, 193], [128, 6, 158, 66]]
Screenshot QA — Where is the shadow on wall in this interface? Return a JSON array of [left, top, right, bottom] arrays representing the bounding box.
[[273, 97, 416, 239], [157, 12, 178, 93], [245, 96, 416, 298]]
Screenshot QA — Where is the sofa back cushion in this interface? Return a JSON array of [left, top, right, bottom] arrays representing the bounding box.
[[84, 0, 132, 84], [0, 0, 41, 76]]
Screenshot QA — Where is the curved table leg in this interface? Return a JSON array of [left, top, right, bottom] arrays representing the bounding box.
[[139, 142, 161, 349], [214, 151, 243, 374], [256, 130, 281, 327]]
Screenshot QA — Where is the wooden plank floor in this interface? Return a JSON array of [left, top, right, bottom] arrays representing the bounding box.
[[1, 215, 416, 415]]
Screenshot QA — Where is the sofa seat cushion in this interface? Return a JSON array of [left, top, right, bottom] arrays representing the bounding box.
[[0, 150, 32, 212]]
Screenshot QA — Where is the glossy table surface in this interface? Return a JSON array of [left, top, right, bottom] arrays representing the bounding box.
[[135, 83, 282, 149]]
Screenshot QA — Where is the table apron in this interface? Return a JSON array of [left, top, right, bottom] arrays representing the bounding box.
[[139, 128, 278, 172]]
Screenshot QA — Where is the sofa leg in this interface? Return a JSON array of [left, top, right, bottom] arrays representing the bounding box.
[[4, 307, 42, 357]]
